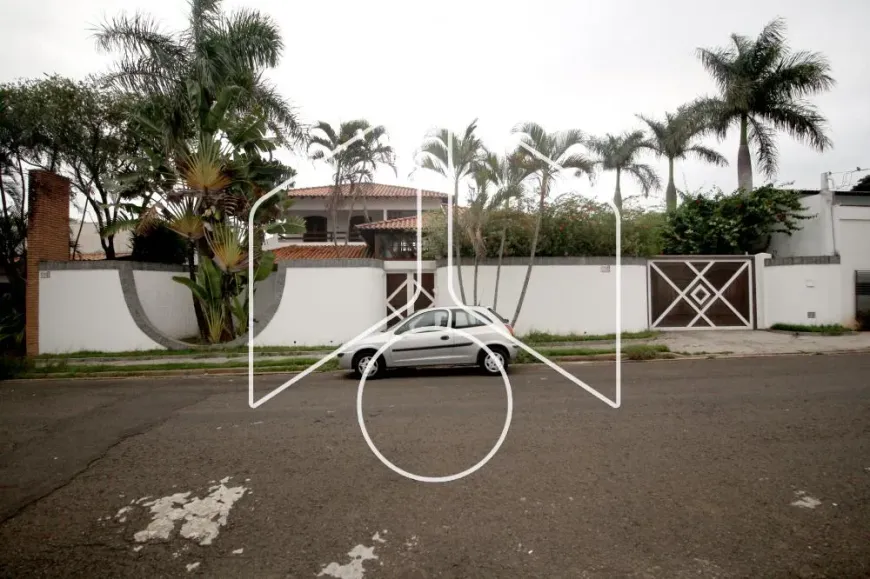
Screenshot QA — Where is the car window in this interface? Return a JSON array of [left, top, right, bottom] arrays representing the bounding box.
[[395, 310, 449, 334], [452, 309, 490, 329]]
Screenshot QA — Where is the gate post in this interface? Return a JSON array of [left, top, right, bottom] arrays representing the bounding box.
[[753, 253, 771, 329]]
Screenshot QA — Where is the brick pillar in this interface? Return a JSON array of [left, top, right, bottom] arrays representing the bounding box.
[[25, 170, 71, 356]]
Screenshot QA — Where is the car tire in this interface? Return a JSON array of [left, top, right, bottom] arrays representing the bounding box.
[[479, 345, 508, 376], [352, 350, 386, 380]]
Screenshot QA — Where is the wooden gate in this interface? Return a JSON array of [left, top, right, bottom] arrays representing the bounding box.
[[385, 272, 435, 328], [648, 257, 755, 330]]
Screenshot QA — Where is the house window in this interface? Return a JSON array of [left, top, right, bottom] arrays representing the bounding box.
[[303, 216, 327, 242], [348, 215, 367, 242]]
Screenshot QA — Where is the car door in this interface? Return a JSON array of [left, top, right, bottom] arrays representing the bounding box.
[[389, 309, 453, 366], [450, 308, 491, 363]]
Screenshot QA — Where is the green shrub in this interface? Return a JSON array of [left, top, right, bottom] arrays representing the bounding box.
[[770, 323, 850, 336], [0, 355, 33, 380]]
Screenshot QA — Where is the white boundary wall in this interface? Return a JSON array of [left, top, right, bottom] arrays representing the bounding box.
[[255, 264, 386, 347], [40, 268, 162, 353], [133, 270, 200, 340], [434, 260, 648, 335], [760, 259, 842, 327]]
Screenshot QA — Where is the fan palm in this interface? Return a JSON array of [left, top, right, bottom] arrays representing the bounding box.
[[696, 17, 834, 191], [418, 120, 485, 304], [510, 122, 595, 326], [94, 0, 301, 149], [637, 106, 728, 211], [587, 131, 660, 212]]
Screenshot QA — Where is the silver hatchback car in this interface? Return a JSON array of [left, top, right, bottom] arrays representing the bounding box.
[[338, 306, 518, 379]]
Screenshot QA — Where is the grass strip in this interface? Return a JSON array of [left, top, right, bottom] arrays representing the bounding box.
[[770, 323, 851, 336], [35, 344, 336, 360], [522, 330, 657, 344], [26, 357, 338, 376]]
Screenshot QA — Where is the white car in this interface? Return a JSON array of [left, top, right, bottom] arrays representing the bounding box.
[[338, 306, 519, 379]]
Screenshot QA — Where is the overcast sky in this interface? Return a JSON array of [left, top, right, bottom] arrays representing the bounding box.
[[3, 0, 869, 208]]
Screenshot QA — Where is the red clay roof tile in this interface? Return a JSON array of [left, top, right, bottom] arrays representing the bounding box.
[[286, 183, 447, 199], [270, 245, 370, 261]]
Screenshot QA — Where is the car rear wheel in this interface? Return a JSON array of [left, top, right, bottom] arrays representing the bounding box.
[[479, 346, 508, 376], [352, 350, 385, 380]]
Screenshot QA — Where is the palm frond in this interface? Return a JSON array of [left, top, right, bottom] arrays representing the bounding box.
[[686, 145, 729, 166], [748, 117, 779, 179], [763, 100, 831, 151], [625, 163, 661, 195]]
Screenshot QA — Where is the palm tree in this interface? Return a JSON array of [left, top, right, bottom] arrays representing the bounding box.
[[696, 18, 834, 191], [95, 0, 302, 149], [342, 126, 396, 244], [587, 131, 660, 212], [510, 122, 595, 326], [637, 106, 728, 211], [418, 120, 485, 305], [477, 153, 528, 312], [463, 163, 524, 306]]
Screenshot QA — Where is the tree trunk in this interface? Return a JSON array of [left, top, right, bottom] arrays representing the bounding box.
[[512, 175, 548, 326], [473, 254, 479, 306], [492, 227, 506, 312], [345, 191, 357, 247], [188, 241, 208, 342], [665, 157, 677, 212], [613, 169, 623, 213], [72, 207, 88, 259], [737, 115, 753, 192], [453, 179, 467, 304]]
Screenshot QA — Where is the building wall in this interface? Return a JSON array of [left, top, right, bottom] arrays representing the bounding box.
[[254, 263, 386, 347], [70, 219, 132, 255], [39, 268, 162, 353], [835, 205, 870, 324], [434, 258, 649, 335], [133, 270, 200, 340], [761, 259, 842, 327], [768, 194, 833, 258], [286, 197, 443, 214]]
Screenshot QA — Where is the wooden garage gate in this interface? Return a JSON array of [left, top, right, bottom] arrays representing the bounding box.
[[648, 256, 756, 330], [385, 272, 435, 328]]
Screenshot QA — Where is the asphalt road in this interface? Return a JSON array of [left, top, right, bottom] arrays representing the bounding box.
[[1, 354, 869, 578]]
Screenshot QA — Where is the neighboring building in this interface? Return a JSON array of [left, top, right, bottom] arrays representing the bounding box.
[[69, 219, 132, 259], [265, 183, 446, 250], [768, 184, 870, 326]]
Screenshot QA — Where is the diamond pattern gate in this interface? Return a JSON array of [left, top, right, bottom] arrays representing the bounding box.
[[648, 257, 755, 330], [385, 272, 435, 328]]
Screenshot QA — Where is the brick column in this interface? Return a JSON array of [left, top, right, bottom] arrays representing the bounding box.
[[25, 170, 71, 356]]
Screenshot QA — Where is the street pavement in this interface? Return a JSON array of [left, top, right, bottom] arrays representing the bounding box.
[[1, 354, 869, 578]]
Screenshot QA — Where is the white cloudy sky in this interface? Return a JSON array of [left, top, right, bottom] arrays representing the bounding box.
[[2, 0, 868, 208]]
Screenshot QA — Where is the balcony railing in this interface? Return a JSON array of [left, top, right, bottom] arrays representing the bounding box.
[[281, 230, 363, 243]]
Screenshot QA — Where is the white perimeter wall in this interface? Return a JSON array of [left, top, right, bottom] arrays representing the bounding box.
[[255, 266, 386, 347], [761, 263, 842, 327], [434, 263, 648, 335], [40, 269, 162, 354], [834, 205, 870, 324], [133, 270, 199, 340]]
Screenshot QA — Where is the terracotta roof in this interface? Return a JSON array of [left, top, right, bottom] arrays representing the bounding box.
[[355, 215, 419, 231], [271, 245, 370, 261], [286, 184, 447, 199]]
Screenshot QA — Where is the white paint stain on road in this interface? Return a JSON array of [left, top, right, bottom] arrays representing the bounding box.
[[371, 532, 386, 543], [132, 478, 247, 545], [318, 543, 380, 579], [232, 548, 244, 555], [186, 562, 200, 572], [791, 490, 822, 509]]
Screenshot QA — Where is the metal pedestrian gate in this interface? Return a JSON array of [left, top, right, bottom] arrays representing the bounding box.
[[648, 256, 755, 330]]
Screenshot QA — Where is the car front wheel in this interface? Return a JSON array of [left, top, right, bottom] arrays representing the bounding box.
[[352, 350, 385, 380]]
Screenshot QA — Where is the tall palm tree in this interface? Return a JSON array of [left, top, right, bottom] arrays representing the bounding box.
[[510, 122, 594, 326], [587, 131, 660, 212], [418, 120, 485, 305], [463, 163, 524, 306], [696, 18, 834, 191], [478, 153, 528, 312], [95, 0, 302, 149], [342, 126, 396, 243], [637, 106, 728, 211]]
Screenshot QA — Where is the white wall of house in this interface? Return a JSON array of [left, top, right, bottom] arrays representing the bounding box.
[[133, 270, 200, 340], [40, 269, 162, 353], [761, 263, 842, 327], [434, 262, 648, 335], [768, 194, 835, 258], [835, 204, 870, 324], [254, 266, 386, 347]]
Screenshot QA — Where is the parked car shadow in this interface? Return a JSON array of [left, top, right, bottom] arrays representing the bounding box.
[[342, 365, 498, 380]]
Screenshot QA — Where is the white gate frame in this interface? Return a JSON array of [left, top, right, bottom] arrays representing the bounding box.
[[647, 257, 755, 331]]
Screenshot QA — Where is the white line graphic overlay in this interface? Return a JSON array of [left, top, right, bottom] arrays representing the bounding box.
[[442, 131, 623, 409], [247, 127, 426, 408], [356, 328, 513, 483]]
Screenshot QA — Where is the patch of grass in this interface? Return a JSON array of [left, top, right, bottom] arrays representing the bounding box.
[[770, 323, 850, 336], [516, 344, 669, 363], [522, 330, 657, 344], [36, 344, 335, 360], [0, 355, 33, 380], [22, 356, 339, 378]]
